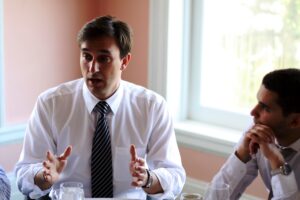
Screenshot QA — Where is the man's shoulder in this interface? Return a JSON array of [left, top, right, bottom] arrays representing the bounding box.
[[121, 80, 165, 102], [39, 78, 83, 101]]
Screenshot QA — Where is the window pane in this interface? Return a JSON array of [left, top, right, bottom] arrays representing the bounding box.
[[198, 0, 300, 115]]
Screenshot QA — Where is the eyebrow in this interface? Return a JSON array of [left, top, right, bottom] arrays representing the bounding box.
[[81, 48, 111, 55], [258, 101, 270, 109]]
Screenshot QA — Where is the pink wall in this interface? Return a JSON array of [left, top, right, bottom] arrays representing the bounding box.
[[3, 0, 99, 125], [98, 0, 149, 87], [181, 147, 268, 198]]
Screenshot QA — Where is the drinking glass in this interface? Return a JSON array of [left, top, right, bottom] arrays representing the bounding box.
[[59, 182, 84, 200], [49, 188, 60, 200], [204, 182, 230, 200], [180, 192, 203, 200]]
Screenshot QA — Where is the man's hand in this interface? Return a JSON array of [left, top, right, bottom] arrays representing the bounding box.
[[43, 145, 72, 183], [246, 125, 284, 169], [34, 145, 72, 190], [236, 125, 257, 163], [129, 144, 148, 187], [236, 124, 274, 163]]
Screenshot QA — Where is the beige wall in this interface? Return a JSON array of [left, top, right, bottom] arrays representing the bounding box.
[[2, 0, 267, 198]]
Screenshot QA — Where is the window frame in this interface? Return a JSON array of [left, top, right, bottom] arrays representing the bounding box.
[[188, 0, 252, 130], [0, 0, 25, 145], [148, 0, 241, 157]]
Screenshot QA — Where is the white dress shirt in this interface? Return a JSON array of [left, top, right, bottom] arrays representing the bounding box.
[[15, 78, 185, 199], [211, 137, 300, 200]]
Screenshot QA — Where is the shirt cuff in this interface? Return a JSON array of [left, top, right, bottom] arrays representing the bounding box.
[[147, 168, 184, 199], [25, 164, 51, 199], [271, 171, 298, 198]]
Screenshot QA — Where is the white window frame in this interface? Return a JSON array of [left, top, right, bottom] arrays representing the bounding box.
[[148, 0, 243, 157], [0, 0, 25, 145]]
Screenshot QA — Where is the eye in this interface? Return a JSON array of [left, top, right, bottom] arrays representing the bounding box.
[[97, 55, 112, 64], [259, 103, 271, 112], [82, 52, 93, 62]]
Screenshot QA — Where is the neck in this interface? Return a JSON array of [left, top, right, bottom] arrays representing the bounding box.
[[276, 130, 300, 147]]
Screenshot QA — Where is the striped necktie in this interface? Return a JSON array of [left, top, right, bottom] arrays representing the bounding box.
[[91, 101, 113, 197]]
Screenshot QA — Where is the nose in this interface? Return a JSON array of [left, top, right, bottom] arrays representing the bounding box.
[[250, 104, 259, 118], [88, 60, 100, 73]]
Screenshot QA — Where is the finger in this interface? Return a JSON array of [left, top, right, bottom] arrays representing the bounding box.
[[130, 144, 137, 162], [43, 160, 51, 169], [131, 179, 145, 187], [253, 125, 274, 142], [248, 127, 271, 143], [59, 145, 72, 161], [249, 141, 259, 155], [136, 157, 145, 165], [46, 151, 56, 162], [134, 165, 147, 173]]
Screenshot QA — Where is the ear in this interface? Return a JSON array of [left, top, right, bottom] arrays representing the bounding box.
[[120, 53, 131, 71], [289, 113, 300, 128]]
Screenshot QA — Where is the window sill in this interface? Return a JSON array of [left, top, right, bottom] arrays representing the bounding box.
[[0, 124, 26, 145], [175, 120, 243, 157]]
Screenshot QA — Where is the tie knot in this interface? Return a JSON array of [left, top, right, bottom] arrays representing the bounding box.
[[94, 101, 110, 115]]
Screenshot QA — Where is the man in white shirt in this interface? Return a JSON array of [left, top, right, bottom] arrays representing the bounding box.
[[211, 68, 300, 200], [15, 15, 185, 200]]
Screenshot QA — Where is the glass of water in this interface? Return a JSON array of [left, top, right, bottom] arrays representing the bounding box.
[[59, 182, 84, 200], [180, 192, 203, 200]]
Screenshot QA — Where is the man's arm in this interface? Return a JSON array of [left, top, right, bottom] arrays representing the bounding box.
[[211, 126, 263, 199], [248, 124, 298, 199]]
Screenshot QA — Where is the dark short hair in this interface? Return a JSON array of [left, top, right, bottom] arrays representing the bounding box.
[[77, 15, 133, 58], [262, 68, 300, 115]]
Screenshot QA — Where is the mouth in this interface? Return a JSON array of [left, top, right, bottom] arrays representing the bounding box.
[[87, 77, 104, 86]]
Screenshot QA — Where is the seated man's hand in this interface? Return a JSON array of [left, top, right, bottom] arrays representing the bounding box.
[[129, 144, 148, 187], [43, 145, 72, 184], [34, 145, 72, 190], [247, 124, 284, 169]]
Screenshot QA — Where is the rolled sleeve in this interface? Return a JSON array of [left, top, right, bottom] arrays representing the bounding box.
[[15, 163, 51, 199], [148, 167, 185, 199]]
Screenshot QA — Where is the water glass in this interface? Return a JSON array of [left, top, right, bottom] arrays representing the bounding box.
[[204, 182, 230, 200], [180, 192, 203, 200], [59, 182, 84, 200], [50, 188, 60, 200]]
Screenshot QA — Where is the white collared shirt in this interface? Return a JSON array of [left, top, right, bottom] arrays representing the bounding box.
[[211, 137, 300, 200], [15, 78, 185, 199]]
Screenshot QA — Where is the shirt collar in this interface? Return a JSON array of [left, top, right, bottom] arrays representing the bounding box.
[[82, 79, 123, 115], [276, 137, 300, 152]]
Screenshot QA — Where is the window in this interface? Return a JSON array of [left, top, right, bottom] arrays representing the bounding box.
[[149, 0, 300, 154], [0, 0, 26, 143], [190, 0, 300, 130]]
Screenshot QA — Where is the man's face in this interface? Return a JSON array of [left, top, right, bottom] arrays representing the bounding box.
[[250, 84, 290, 138], [80, 36, 130, 100]]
